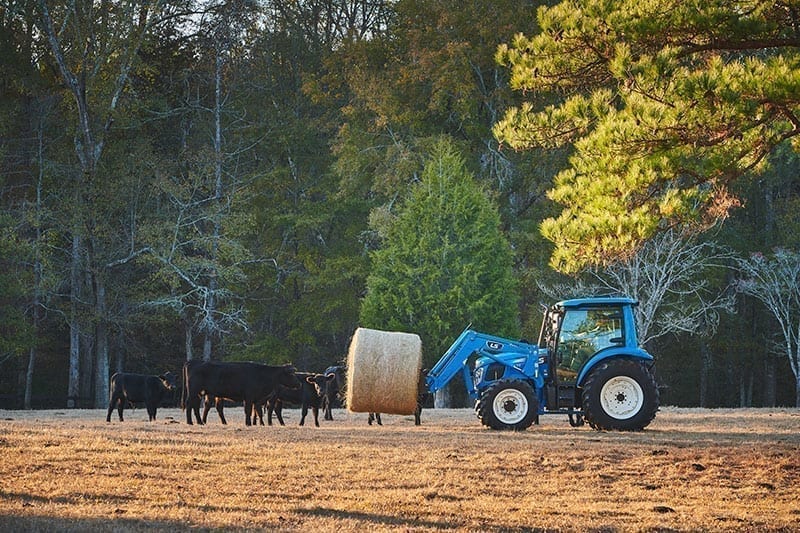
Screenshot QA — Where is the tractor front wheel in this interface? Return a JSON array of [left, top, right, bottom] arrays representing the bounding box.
[[581, 359, 658, 431], [476, 379, 538, 431]]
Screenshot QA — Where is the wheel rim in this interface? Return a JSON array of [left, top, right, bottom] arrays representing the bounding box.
[[492, 388, 528, 425], [600, 376, 643, 420]]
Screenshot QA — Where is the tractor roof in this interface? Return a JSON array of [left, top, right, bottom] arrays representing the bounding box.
[[555, 296, 638, 308]]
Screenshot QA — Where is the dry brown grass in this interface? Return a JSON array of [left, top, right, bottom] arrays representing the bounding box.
[[0, 406, 799, 532]]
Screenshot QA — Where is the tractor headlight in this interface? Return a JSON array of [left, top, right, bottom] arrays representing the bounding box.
[[473, 366, 484, 385]]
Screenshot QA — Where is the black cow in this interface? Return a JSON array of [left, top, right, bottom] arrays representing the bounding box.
[[106, 371, 177, 422], [368, 369, 430, 426], [320, 365, 345, 421], [266, 372, 331, 427], [182, 361, 300, 426]]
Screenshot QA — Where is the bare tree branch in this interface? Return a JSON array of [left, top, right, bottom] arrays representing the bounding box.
[[735, 248, 800, 406]]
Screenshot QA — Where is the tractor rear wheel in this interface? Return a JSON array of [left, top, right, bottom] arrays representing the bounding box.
[[581, 359, 658, 431], [476, 379, 538, 431]]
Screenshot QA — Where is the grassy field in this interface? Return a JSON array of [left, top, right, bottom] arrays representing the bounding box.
[[0, 406, 798, 532]]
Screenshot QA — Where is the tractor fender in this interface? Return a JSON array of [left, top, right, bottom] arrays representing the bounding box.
[[576, 347, 654, 386]]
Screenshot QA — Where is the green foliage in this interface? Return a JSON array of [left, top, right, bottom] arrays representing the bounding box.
[[360, 139, 519, 367], [0, 211, 35, 360], [494, 0, 800, 273]]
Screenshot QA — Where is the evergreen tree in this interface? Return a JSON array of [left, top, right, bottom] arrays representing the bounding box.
[[494, 0, 800, 273], [360, 139, 519, 370]]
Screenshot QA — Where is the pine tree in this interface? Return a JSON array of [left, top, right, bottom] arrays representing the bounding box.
[[494, 0, 800, 273], [360, 138, 520, 370]]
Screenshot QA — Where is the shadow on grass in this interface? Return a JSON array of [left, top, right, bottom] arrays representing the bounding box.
[[296, 505, 457, 529], [0, 513, 206, 532]]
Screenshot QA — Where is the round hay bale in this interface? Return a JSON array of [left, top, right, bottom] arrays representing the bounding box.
[[345, 327, 422, 415]]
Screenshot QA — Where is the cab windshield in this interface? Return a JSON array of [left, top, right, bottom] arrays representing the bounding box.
[[557, 307, 623, 373]]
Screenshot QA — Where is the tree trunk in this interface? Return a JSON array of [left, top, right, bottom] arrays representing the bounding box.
[[185, 319, 194, 361], [739, 373, 753, 408], [80, 333, 94, 408], [94, 280, 109, 408], [67, 234, 81, 408], [763, 353, 776, 407], [747, 372, 753, 407], [203, 335, 212, 362], [795, 373, 800, 408], [24, 346, 36, 410], [201, 49, 225, 363], [699, 341, 711, 408], [115, 334, 124, 374]]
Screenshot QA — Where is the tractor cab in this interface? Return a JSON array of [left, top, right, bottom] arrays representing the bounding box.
[[538, 297, 643, 416]]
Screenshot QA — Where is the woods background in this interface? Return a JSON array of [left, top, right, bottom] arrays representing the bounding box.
[[1, 0, 799, 410]]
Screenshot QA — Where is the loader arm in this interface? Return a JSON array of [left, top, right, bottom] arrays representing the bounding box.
[[425, 327, 538, 399], [426, 328, 478, 397]]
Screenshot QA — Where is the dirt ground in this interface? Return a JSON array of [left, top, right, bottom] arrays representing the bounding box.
[[0, 406, 798, 532]]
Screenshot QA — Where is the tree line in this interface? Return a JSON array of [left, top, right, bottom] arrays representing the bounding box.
[[0, 0, 798, 409]]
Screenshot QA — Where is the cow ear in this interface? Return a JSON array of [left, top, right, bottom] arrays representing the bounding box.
[[306, 376, 316, 384], [326, 373, 336, 381]]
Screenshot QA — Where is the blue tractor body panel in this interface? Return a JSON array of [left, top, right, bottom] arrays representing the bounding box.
[[575, 346, 654, 384]]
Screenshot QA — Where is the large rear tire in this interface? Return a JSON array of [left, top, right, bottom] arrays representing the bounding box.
[[581, 359, 658, 431], [476, 379, 538, 431]]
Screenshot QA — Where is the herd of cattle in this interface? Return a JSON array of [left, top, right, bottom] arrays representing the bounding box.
[[106, 361, 427, 427]]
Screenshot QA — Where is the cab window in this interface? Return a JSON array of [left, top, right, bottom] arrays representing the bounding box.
[[557, 307, 623, 373]]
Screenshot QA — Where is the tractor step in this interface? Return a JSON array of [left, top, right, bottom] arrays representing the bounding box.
[[557, 384, 577, 408], [547, 384, 578, 409]]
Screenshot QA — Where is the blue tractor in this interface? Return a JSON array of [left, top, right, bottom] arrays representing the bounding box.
[[425, 297, 659, 431]]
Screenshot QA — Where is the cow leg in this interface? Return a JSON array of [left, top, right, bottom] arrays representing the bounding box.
[[194, 403, 204, 425], [322, 396, 333, 421], [266, 399, 274, 426], [186, 397, 194, 425], [243, 400, 253, 426], [187, 390, 203, 425], [106, 396, 118, 422], [193, 392, 205, 425], [254, 403, 264, 426], [216, 400, 227, 425], [147, 404, 157, 422], [117, 398, 125, 422], [312, 406, 320, 427], [299, 404, 307, 426], [201, 395, 212, 424], [275, 401, 286, 426]]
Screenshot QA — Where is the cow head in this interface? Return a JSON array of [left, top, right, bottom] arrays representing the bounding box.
[[160, 371, 177, 390], [279, 365, 302, 390], [306, 373, 336, 398]]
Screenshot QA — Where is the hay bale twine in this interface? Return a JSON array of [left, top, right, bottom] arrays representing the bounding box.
[[346, 327, 422, 415]]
